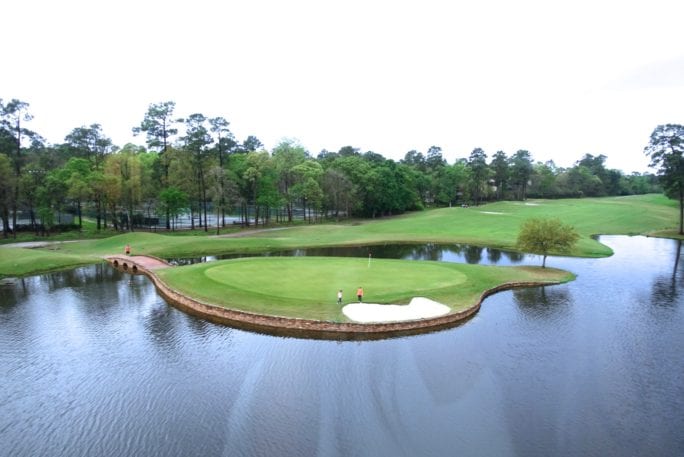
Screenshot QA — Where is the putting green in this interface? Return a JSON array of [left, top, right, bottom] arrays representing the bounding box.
[[157, 256, 573, 322], [203, 256, 467, 301]]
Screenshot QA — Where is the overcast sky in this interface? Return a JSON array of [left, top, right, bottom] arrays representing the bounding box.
[[4, 0, 684, 173]]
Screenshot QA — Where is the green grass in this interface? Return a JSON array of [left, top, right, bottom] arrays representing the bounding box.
[[0, 247, 100, 278], [156, 256, 574, 321], [0, 194, 679, 278], [344, 194, 678, 256]]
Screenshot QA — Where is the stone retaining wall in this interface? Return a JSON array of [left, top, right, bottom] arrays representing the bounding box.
[[105, 255, 560, 340]]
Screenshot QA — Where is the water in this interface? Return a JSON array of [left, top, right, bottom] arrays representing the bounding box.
[[168, 242, 526, 266], [1, 236, 682, 456]]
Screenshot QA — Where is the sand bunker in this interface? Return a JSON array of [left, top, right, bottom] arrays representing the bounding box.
[[479, 211, 505, 215], [342, 297, 450, 323]]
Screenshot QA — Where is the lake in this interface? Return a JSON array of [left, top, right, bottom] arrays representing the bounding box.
[[1, 236, 682, 456]]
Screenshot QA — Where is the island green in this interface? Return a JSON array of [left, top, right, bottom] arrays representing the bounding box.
[[156, 256, 573, 321]]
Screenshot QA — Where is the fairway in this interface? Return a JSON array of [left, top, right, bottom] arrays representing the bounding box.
[[2, 195, 679, 280], [157, 256, 573, 322]]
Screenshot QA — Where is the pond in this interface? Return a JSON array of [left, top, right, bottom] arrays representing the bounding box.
[[167, 242, 526, 266], [1, 236, 682, 456]]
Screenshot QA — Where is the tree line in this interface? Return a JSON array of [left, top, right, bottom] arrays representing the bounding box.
[[0, 98, 669, 238]]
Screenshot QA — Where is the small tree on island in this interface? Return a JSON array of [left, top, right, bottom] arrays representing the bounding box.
[[516, 218, 579, 268]]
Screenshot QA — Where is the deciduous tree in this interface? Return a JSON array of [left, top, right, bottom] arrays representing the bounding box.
[[467, 147, 489, 206], [64, 124, 114, 168], [273, 140, 307, 222], [490, 150, 509, 200], [322, 168, 353, 221], [510, 150, 533, 200], [243, 151, 273, 226], [64, 124, 114, 228], [209, 117, 235, 226], [104, 149, 142, 231], [516, 218, 579, 268], [644, 124, 684, 234], [133, 101, 180, 228], [183, 113, 214, 231], [0, 98, 35, 236], [292, 160, 323, 223], [158, 186, 188, 231], [62, 158, 92, 228], [0, 153, 14, 237], [207, 166, 237, 233], [241, 135, 263, 153]]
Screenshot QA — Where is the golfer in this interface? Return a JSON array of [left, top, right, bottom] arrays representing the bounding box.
[[356, 287, 364, 303], [337, 289, 343, 305]]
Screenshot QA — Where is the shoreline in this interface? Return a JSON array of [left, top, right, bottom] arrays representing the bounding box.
[[105, 255, 563, 340]]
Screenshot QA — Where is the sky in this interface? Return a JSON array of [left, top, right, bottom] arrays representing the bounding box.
[[3, 0, 684, 173]]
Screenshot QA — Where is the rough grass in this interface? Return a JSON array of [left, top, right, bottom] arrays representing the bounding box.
[[156, 256, 574, 321]]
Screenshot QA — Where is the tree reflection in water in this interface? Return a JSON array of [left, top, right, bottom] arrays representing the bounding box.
[[512, 285, 573, 320], [650, 240, 683, 308], [165, 243, 532, 266]]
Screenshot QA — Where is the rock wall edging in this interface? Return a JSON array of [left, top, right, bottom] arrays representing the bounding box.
[[105, 255, 560, 340]]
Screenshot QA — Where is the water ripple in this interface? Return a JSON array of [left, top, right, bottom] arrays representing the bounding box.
[[1, 238, 683, 456]]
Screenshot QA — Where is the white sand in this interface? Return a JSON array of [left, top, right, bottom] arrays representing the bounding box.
[[479, 211, 505, 215], [342, 297, 450, 323]]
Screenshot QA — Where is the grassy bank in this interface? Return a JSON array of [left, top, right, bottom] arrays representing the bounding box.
[[0, 247, 100, 278], [156, 257, 574, 321], [0, 194, 679, 278]]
